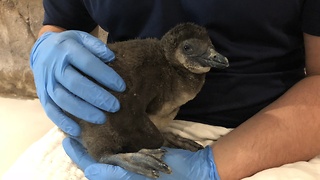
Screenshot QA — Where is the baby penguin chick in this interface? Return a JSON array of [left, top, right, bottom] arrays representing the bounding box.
[[69, 23, 229, 178]]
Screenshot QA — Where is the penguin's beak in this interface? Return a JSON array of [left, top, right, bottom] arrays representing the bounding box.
[[198, 47, 229, 69]]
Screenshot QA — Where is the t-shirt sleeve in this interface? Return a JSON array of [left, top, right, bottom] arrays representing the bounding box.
[[302, 0, 320, 36], [43, 0, 97, 32]]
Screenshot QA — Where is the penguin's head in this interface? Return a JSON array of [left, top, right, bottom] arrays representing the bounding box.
[[161, 23, 229, 74]]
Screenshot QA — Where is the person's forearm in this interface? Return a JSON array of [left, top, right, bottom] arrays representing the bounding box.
[[38, 25, 66, 38], [37, 25, 99, 38], [212, 75, 320, 179]]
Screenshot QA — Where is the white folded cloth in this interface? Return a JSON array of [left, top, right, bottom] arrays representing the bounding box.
[[3, 120, 320, 180]]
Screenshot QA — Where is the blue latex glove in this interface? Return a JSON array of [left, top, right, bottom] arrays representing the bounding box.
[[30, 30, 126, 136], [63, 137, 220, 180]]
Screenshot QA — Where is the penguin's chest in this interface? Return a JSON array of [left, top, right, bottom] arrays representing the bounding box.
[[148, 91, 197, 129]]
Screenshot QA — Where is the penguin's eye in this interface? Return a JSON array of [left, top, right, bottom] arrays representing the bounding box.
[[183, 44, 193, 53]]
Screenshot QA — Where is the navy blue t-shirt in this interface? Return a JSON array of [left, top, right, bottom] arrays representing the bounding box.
[[43, 0, 320, 128]]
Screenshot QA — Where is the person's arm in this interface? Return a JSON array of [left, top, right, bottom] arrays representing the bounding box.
[[37, 25, 99, 38], [212, 32, 320, 179], [37, 25, 65, 37]]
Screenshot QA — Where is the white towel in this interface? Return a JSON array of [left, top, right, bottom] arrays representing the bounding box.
[[3, 121, 320, 180]]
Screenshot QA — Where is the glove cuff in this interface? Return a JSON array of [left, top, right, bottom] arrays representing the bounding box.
[[30, 32, 54, 68], [205, 146, 221, 180]]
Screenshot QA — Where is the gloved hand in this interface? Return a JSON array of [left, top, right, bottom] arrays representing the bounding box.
[[63, 137, 220, 180], [30, 30, 126, 136]]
